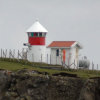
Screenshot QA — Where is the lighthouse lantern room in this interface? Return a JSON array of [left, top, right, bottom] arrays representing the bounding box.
[[24, 20, 48, 62]]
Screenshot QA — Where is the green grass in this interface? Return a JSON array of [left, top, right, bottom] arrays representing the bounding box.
[[0, 60, 61, 73], [0, 58, 100, 78], [0, 60, 33, 71]]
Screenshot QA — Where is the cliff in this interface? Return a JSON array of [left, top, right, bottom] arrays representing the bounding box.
[[0, 69, 100, 100]]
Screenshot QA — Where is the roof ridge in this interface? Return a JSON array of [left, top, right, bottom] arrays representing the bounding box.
[[53, 41, 76, 42]]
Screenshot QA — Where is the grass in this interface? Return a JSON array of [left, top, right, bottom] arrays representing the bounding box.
[[0, 59, 61, 74], [0, 58, 100, 78], [0, 60, 32, 71]]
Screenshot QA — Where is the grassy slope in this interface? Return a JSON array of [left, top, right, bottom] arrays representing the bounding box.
[[0, 60, 61, 73], [0, 60, 100, 78]]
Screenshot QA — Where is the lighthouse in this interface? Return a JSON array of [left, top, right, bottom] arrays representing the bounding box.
[[24, 20, 48, 62]]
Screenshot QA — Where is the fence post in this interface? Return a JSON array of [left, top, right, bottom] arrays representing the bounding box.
[[1, 49, 2, 58], [73, 60, 75, 69], [22, 48, 25, 60], [32, 54, 34, 62], [9, 49, 11, 58], [25, 48, 28, 60], [3, 49, 7, 58], [74, 59, 77, 69], [68, 56, 69, 67], [2, 49, 4, 58], [5, 49, 7, 58], [56, 56, 57, 65], [3, 50, 5, 58], [41, 54, 42, 63], [22, 49, 23, 60], [92, 62, 94, 70], [0, 48, 27, 60], [97, 64, 98, 70], [50, 54, 51, 64], [13, 49, 15, 59], [47, 54, 48, 64], [18, 50, 19, 59]]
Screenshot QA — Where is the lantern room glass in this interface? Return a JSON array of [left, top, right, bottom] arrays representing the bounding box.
[[28, 32, 46, 37]]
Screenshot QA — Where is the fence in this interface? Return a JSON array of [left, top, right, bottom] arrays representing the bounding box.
[[0, 48, 78, 68], [0, 48, 27, 60], [0, 48, 99, 70]]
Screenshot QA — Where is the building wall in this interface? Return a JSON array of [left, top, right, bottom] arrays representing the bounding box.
[[29, 37, 45, 45], [50, 47, 79, 69], [50, 48, 62, 65], [69, 47, 76, 68], [50, 48, 71, 65], [27, 45, 46, 62], [64, 48, 70, 66], [26, 45, 80, 68]]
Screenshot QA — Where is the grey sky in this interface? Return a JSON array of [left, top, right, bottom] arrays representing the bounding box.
[[0, 0, 100, 66]]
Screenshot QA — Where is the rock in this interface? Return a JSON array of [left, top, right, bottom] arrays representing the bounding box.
[[52, 72, 77, 77], [10, 92, 18, 97], [0, 69, 100, 100]]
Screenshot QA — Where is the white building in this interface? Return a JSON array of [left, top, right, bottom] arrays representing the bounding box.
[[47, 41, 82, 68], [24, 20, 83, 69], [24, 20, 48, 62]]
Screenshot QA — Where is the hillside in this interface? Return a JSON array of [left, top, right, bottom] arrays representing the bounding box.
[[0, 67, 99, 100], [0, 58, 100, 78], [0, 59, 100, 100]]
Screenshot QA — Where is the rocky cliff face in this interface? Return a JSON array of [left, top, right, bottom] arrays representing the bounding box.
[[0, 69, 100, 100]]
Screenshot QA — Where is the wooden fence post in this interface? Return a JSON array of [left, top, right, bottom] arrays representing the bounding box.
[[18, 50, 19, 59], [3, 49, 7, 58], [6, 49, 7, 58], [13, 49, 15, 59], [32, 54, 34, 62], [92, 62, 94, 70], [41, 54, 42, 63], [1, 49, 2, 58], [50, 54, 51, 64], [0, 48, 28, 60], [47, 54, 48, 64], [56, 56, 57, 65], [97, 64, 98, 70]]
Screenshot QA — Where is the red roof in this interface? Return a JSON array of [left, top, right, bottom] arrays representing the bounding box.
[[47, 41, 76, 48]]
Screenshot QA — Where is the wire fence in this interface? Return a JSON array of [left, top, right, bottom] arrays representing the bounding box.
[[0, 48, 99, 70], [0, 48, 77, 68], [0, 48, 27, 60]]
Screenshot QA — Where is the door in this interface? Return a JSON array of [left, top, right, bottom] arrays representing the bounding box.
[[62, 49, 66, 63]]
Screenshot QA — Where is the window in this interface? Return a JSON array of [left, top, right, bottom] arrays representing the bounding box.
[[29, 32, 39, 37], [28, 33, 31, 37], [42, 33, 46, 37], [34, 33, 36, 36], [39, 33, 42, 37], [56, 49, 59, 56], [36, 33, 38, 37], [34, 33, 38, 37], [31, 32, 34, 37]]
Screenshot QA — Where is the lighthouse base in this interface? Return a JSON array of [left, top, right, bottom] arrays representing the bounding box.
[[27, 45, 46, 63]]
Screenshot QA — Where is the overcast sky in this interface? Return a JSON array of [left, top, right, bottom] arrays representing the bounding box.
[[0, 0, 100, 67]]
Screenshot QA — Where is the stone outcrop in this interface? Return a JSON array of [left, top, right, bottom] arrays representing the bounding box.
[[0, 69, 99, 100]]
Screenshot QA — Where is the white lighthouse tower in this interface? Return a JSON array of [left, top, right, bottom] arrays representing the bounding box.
[[24, 20, 48, 62]]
